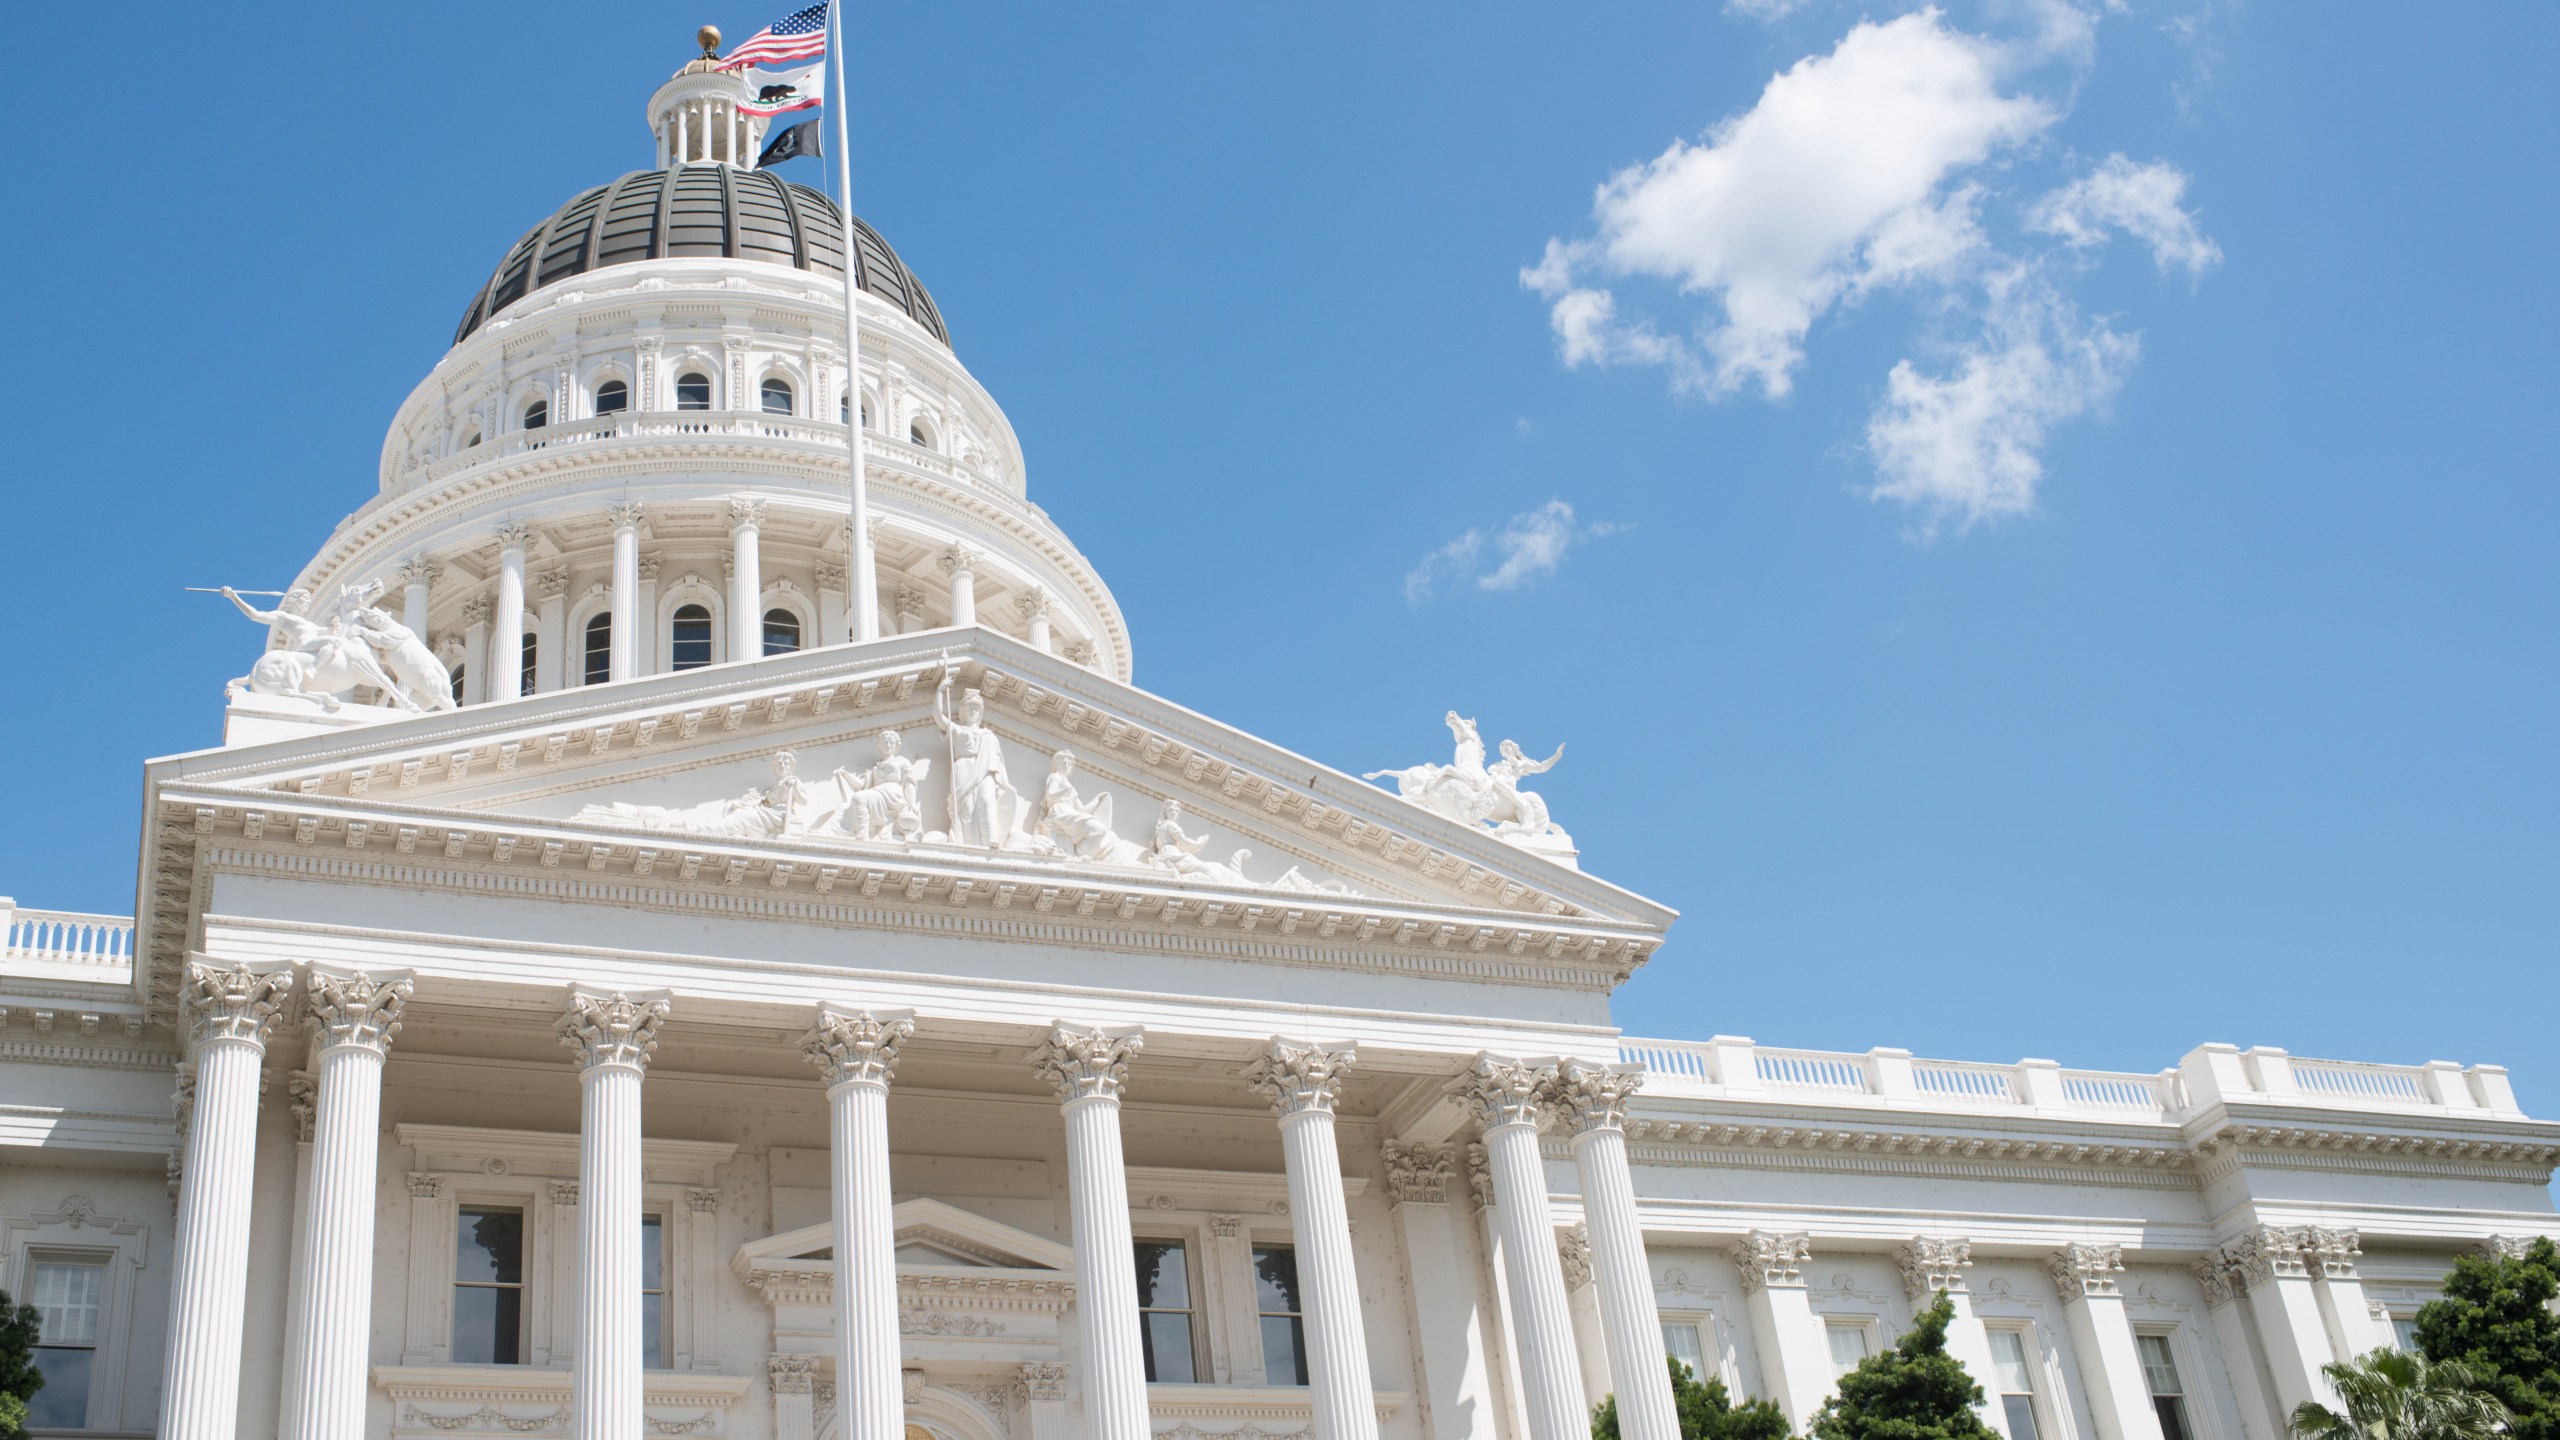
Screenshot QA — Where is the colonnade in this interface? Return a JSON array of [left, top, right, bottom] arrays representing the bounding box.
[[656, 96, 756, 169]]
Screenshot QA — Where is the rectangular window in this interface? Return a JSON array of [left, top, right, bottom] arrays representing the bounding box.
[[1827, 1320, 1872, 1376], [1989, 1329, 2043, 1440], [453, 1206, 527, 1364], [641, 1214, 666, 1370], [27, 1259, 104, 1429], [2139, 1334, 2194, 1440], [1662, 1320, 1708, 1382], [1254, 1244, 1309, 1386], [1133, 1240, 1198, 1384], [2391, 1317, 2421, 1353]]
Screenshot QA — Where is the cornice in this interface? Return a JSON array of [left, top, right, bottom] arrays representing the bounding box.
[[2190, 1121, 2560, 1185], [1587, 1124, 2200, 1191]]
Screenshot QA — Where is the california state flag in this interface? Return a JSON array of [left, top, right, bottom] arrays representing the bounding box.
[[738, 62, 825, 117]]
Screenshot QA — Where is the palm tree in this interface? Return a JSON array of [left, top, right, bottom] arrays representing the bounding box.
[[2289, 1349, 2509, 1440]]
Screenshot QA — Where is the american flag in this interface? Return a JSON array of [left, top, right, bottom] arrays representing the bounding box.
[[718, 3, 828, 70]]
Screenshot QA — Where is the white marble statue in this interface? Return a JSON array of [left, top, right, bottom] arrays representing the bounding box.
[[812, 731, 931, 843], [222, 582, 447, 713], [935, 671, 1029, 849], [1039, 751, 1147, 865], [1145, 800, 1254, 885], [1366, 712, 1574, 860], [573, 752, 801, 839], [1486, 739, 1566, 840]]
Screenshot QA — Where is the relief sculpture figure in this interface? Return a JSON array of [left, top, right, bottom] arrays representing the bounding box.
[[934, 669, 1029, 849], [813, 730, 931, 842], [1039, 751, 1146, 864]]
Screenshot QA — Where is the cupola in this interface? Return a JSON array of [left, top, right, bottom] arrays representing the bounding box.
[[646, 27, 769, 169]]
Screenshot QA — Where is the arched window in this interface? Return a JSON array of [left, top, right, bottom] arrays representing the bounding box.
[[675, 372, 712, 411], [671, 604, 713, 670], [762, 608, 801, 656], [761, 379, 793, 416], [909, 421, 931, 447], [450, 665, 466, 705], [583, 613, 612, 685], [519, 634, 538, 695], [523, 399, 548, 431], [461, 427, 481, 449], [595, 380, 628, 415]]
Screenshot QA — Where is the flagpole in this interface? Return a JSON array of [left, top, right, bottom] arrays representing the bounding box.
[[828, 0, 878, 643]]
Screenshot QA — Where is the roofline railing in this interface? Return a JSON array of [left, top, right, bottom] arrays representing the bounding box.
[[0, 899, 135, 981]]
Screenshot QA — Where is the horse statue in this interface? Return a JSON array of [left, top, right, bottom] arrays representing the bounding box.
[[222, 583, 426, 713], [1363, 711, 1501, 827]]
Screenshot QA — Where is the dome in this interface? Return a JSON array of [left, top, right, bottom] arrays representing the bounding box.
[[452, 166, 950, 348]]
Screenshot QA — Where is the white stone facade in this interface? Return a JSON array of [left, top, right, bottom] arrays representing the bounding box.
[[4, 36, 2555, 1440]]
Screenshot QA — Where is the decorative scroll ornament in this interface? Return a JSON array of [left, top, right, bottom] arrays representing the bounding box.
[[558, 988, 672, 1071], [1554, 1058, 1646, 1135], [1558, 1224, 1594, 1290], [1381, 1141, 1456, 1206], [1243, 1039, 1356, 1119], [1451, 1054, 1556, 1131], [287, 1072, 318, 1143], [1029, 1024, 1143, 1102], [1732, 1230, 1812, 1296], [217, 580, 453, 715], [1897, 1236, 1974, 1300], [1463, 1143, 1494, 1209], [2048, 1242, 2127, 1301], [181, 960, 294, 1049], [2191, 1254, 2238, 1308], [1015, 1362, 1070, 1404], [305, 967, 415, 1056], [1364, 711, 1575, 863], [802, 1008, 916, 1089], [767, 1355, 820, 1394]]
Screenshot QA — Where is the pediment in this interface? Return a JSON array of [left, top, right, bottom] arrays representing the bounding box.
[[137, 630, 1671, 1021], [735, 1196, 1074, 1274]]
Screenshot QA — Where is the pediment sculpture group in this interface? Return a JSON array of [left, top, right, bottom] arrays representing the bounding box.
[[219, 582, 455, 714]]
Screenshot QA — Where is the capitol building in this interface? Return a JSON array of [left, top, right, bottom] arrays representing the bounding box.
[[2, 37, 2552, 1440]]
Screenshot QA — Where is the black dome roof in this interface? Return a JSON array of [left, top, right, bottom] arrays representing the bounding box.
[[453, 166, 949, 348]]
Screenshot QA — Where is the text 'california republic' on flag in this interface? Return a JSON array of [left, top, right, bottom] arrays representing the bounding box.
[[737, 61, 825, 117], [718, 3, 827, 70]]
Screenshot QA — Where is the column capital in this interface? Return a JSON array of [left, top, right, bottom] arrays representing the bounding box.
[[1244, 1038, 1356, 1119], [816, 563, 848, 592], [728, 496, 768, 533], [1014, 586, 1053, 621], [1015, 1361, 1069, 1403], [1065, 639, 1098, 668], [2481, 1235, 2540, 1260], [1380, 1140, 1455, 1206], [1451, 1054, 1557, 1130], [767, 1354, 821, 1394], [557, 987, 672, 1072], [2192, 1254, 2238, 1308], [1558, 1223, 1593, 1290], [1897, 1235, 1974, 1300], [535, 569, 571, 602], [894, 584, 927, 620], [396, 557, 442, 588], [1553, 1058, 1646, 1135], [180, 959, 293, 1050], [304, 965, 415, 1057], [801, 1007, 916, 1090], [939, 544, 983, 577], [1028, 1022, 1143, 1102], [2304, 1226, 2362, 1280], [608, 501, 647, 532], [1731, 1229, 1811, 1295], [461, 596, 494, 627], [2226, 1225, 2310, 1290], [864, 515, 887, 547], [2048, 1241, 2127, 1302], [494, 520, 536, 553], [637, 553, 664, 582]]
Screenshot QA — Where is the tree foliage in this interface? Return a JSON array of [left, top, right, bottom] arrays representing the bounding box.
[[1808, 1294, 1998, 1440], [0, 1287, 44, 1440], [1594, 1356, 1794, 1440], [2287, 1348, 2509, 1440], [2413, 1237, 2560, 1440]]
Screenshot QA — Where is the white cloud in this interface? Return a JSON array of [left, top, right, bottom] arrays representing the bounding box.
[[2031, 154, 2222, 277], [1523, 9, 2053, 398], [1403, 500, 1626, 603], [1864, 270, 2138, 533], [1725, 0, 1809, 22]]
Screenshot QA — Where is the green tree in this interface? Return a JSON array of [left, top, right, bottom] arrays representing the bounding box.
[[0, 1286, 44, 1440], [2287, 1349, 2508, 1440], [2414, 1238, 2560, 1440], [1808, 1294, 1998, 1440], [1594, 1356, 1793, 1440]]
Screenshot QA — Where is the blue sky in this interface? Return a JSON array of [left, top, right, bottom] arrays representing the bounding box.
[[5, 3, 2552, 1107]]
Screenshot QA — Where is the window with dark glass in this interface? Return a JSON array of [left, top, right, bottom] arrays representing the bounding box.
[[2139, 1334, 2193, 1440], [761, 378, 793, 416], [520, 633, 538, 696], [1254, 1244, 1309, 1386], [909, 422, 929, 446], [584, 613, 613, 685], [763, 608, 801, 656], [450, 664, 467, 705], [675, 372, 712, 410], [453, 1206, 527, 1364], [1133, 1240, 1198, 1383], [595, 379, 629, 414], [671, 604, 714, 670], [523, 399, 548, 430], [28, 1258, 104, 1428], [1989, 1329, 2042, 1440], [642, 1214, 666, 1369]]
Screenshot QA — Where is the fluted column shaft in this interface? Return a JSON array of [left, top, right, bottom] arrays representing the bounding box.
[[1557, 1062, 1677, 1440], [159, 962, 292, 1440], [282, 969, 414, 1440], [944, 548, 979, 629], [729, 499, 765, 660], [1457, 1057, 1588, 1440], [399, 563, 435, 641], [1250, 1042, 1379, 1440], [805, 1010, 916, 1440], [492, 525, 529, 701], [608, 504, 642, 682], [1032, 1026, 1149, 1440], [561, 990, 672, 1440]]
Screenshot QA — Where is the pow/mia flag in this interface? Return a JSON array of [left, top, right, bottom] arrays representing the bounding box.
[[756, 118, 825, 169]]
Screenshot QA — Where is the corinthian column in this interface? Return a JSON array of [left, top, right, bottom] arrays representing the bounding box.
[[607, 502, 644, 682], [1245, 1040, 1378, 1440], [1452, 1056, 1587, 1440], [1016, 587, 1054, 652], [281, 967, 414, 1440], [728, 498, 766, 659], [2050, 1243, 2167, 1440], [492, 521, 532, 701], [1555, 1060, 1676, 1440], [559, 988, 673, 1440], [802, 1009, 916, 1440], [397, 558, 439, 640], [941, 545, 981, 629], [1029, 1024, 1149, 1440], [157, 960, 293, 1440]]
